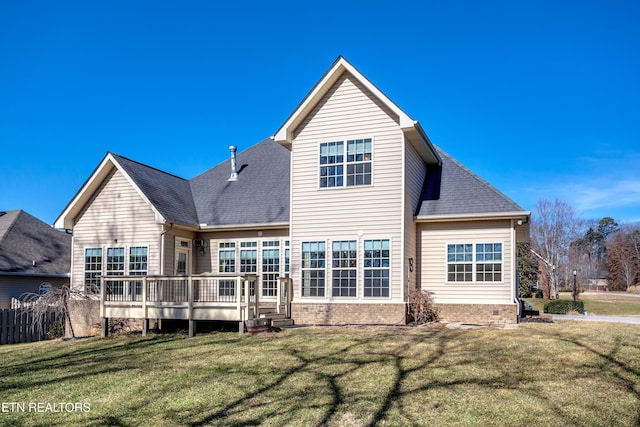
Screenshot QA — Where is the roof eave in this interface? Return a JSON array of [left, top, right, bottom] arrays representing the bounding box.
[[416, 211, 531, 223], [0, 271, 70, 278], [54, 153, 167, 230], [198, 222, 290, 232]]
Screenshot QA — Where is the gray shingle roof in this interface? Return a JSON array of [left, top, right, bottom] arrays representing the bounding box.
[[416, 146, 525, 217], [111, 153, 200, 225], [0, 210, 71, 275], [190, 138, 290, 226], [108, 140, 519, 227]]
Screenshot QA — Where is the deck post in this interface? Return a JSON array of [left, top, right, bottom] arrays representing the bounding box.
[[252, 275, 259, 318], [189, 320, 195, 337], [142, 276, 147, 319], [100, 276, 106, 318], [101, 317, 109, 337], [276, 278, 281, 314], [236, 276, 242, 321], [187, 276, 194, 322], [142, 319, 148, 336], [243, 278, 250, 320], [287, 278, 293, 319]]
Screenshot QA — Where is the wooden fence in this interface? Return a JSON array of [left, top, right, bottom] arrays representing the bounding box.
[[0, 308, 60, 345]]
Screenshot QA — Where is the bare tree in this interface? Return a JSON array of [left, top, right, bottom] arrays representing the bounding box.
[[20, 284, 86, 339], [607, 226, 640, 291], [531, 198, 582, 298]]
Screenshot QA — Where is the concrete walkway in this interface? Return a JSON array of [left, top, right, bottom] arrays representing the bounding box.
[[552, 314, 640, 324]]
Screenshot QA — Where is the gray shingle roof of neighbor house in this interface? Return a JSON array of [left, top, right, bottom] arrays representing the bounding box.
[[0, 210, 71, 276], [110, 153, 200, 226], [190, 138, 290, 227], [416, 146, 525, 218]]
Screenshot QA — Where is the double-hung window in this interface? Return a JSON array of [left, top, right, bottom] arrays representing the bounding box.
[[106, 247, 125, 295], [218, 242, 236, 273], [84, 248, 103, 294], [476, 243, 502, 282], [363, 239, 390, 297], [262, 241, 280, 297], [128, 246, 147, 300], [301, 241, 325, 297], [319, 138, 372, 188], [240, 242, 257, 273], [447, 243, 503, 282], [447, 244, 473, 282], [332, 240, 357, 297]]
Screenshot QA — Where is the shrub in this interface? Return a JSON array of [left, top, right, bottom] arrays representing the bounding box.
[[408, 289, 440, 324], [543, 299, 585, 314], [535, 289, 544, 299], [48, 320, 64, 339]]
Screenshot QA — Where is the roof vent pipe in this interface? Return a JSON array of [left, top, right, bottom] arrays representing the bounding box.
[[228, 145, 238, 181]]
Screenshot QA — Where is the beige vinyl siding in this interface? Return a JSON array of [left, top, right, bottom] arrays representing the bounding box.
[[0, 276, 69, 309], [198, 229, 289, 274], [70, 168, 162, 290], [163, 229, 196, 275], [418, 220, 514, 304], [290, 71, 404, 302], [404, 141, 427, 293]]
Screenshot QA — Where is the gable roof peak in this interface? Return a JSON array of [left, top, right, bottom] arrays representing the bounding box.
[[274, 56, 416, 144]]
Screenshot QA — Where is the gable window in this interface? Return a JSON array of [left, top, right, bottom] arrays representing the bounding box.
[[84, 248, 102, 294], [363, 239, 390, 297], [262, 241, 280, 297], [319, 138, 372, 188], [301, 241, 325, 297], [218, 242, 236, 273], [447, 244, 473, 282], [476, 243, 502, 282], [447, 243, 503, 282], [332, 240, 357, 297]]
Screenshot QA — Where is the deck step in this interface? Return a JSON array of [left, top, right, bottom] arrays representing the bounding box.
[[271, 318, 294, 327], [259, 312, 294, 328]]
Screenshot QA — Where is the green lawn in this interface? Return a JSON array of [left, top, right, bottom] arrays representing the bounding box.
[[1, 323, 639, 426], [525, 292, 640, 316]]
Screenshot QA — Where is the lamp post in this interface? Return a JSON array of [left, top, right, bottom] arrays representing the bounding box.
[[572, 269, 577, 312]]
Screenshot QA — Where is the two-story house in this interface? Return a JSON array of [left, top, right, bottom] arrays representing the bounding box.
[[55, 57, 529, 335]]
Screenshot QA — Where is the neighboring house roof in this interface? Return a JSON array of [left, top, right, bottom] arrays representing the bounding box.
[[416, 146, 527, 220], [0, 210, 71, 276], [190, 138, 290, 227]]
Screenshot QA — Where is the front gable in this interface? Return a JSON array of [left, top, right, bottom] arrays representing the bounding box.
[[273, 56, 440, 166], [54, 153, 166, 230]]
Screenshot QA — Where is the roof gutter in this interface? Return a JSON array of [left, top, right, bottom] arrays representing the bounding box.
[[416, 211, 531, 223], [0, 272, 70, 278], [198, 222, 290, 231]]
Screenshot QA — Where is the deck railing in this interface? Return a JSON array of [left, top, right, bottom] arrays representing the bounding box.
[[100, 274, 292, 325]]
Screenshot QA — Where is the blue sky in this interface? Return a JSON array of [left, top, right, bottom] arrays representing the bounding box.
[[2, 1, 639, 225]]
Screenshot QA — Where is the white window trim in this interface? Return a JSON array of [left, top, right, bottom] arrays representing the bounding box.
[[318, 137, 374, 189], [362, 237, 392, 299], [300, 240, 327, 298], [445, 242, 505, 284]]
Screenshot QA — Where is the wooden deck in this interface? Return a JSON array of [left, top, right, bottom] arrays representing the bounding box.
[[100, 275, 292, 336]]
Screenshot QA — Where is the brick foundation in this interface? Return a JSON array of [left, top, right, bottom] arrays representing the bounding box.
[[291, 302, 407, 325], [435, 303, 518, 324]]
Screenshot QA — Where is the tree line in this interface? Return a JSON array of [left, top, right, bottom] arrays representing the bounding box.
[[519, 198, 640, 298]]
